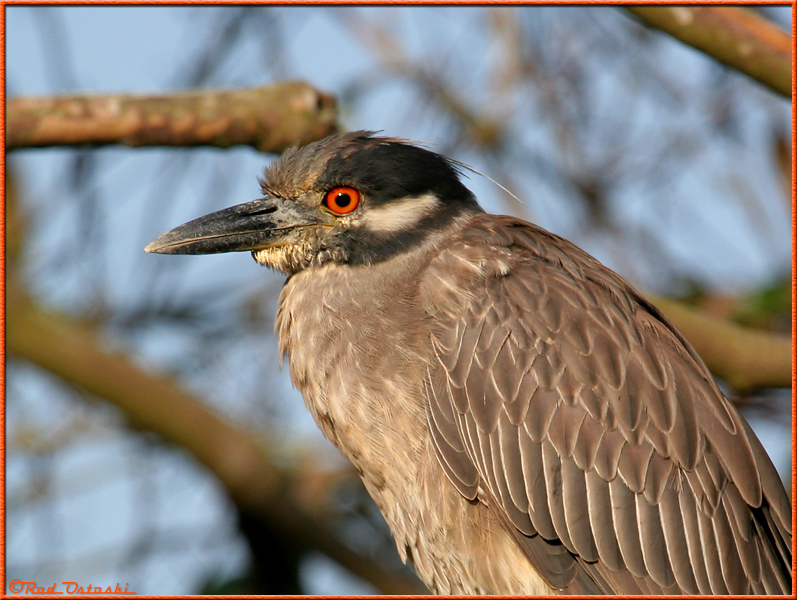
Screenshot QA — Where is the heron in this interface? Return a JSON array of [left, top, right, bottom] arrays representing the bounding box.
[[146, 131, 792, 595]]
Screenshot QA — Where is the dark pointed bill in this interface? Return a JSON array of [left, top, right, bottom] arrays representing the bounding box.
[[145, 197, 329, 255]]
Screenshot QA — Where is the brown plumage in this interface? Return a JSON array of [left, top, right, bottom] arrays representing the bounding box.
[[422, 215, 791, 594], [147, 131, 792, 595]]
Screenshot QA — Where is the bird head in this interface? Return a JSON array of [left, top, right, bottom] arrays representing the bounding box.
[[145, 131, 482, 275]]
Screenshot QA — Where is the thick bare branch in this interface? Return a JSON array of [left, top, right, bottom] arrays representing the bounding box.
[[647, 293, 792, 393], [6, 81, 339, 152], [624, 6, 791, 97], [4, 280, 424, 595]]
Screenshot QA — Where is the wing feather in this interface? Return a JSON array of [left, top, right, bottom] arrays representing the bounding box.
[[547, 402, 587, 460], [678, 475, 713, 594], [541, 438, 577, 554], [420, 215, 792, 594], [518, 429, 558, 540], [711, 491, 748, 594], [561, 453, 598, 561], [636, 492, 675, 587], [497, 411, 531, 513], [488, 421, 536, 535], [658, 485, 700, 593], [609, 476, 647, 577], [571, 413, 605, 471], [697, 501, 730, 594], [584, 467, 624, 571]]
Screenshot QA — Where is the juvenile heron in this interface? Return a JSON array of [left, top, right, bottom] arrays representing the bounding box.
[[146, 131, 792, 595]]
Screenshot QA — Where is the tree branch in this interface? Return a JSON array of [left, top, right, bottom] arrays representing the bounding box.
[[647, 293, 792, 393], [624, 6, 791, 97], [6, 81, 339, 152], [4, 280, 424, 595]]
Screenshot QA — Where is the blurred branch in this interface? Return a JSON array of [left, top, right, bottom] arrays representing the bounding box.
[[624, 6, 791, 97], [339, 10, 505, 150], [6, 171, 24, 266], [773, 128, 792, 208], [6, 81, 339, 152], [4, 280, 424, 595], [647, 293, 792, 393]]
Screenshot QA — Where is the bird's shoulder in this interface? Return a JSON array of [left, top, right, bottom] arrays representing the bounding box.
[[421, 213, 659, 339], [418, 213, 791, 594]]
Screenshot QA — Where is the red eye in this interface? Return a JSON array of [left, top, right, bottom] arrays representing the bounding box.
[[324, 187, 360, 215]]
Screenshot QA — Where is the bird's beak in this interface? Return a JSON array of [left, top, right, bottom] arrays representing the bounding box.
[[145, 197, 331, 255]]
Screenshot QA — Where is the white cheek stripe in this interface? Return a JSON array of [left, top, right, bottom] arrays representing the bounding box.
[[362, 193, 440, 232]]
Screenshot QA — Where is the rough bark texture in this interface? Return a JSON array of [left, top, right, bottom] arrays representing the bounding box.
[[6, 81, 339, 152]]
